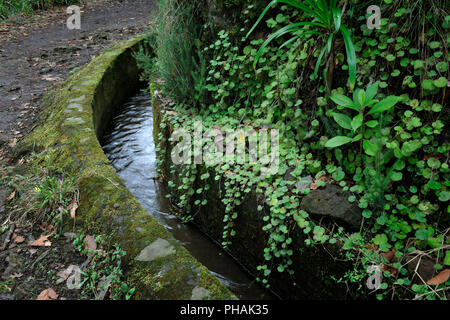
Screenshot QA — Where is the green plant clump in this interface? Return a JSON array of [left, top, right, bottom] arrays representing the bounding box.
[[72, 232, 135, 300]]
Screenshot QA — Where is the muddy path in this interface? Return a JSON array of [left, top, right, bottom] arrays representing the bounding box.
[[0, 0, 156, 300], [0, 0, 156, 151]]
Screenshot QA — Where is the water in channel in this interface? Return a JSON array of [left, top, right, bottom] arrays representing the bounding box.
[[101, 91, 274, 300]]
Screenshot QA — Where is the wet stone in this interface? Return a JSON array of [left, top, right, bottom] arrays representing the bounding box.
[[134, 238, 175, 262], [190, 286, 211, 300], [65, 103, 83, 113], [65, 117, 85, 125], [69, 95, 86, 102]]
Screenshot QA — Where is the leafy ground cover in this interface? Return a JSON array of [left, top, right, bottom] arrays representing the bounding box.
[[138, 0, 449, 300]]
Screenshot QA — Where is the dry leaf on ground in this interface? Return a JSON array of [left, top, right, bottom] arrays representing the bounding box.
[[30, 233, 53, 247], [13, 234, 25, 244], [380, 249, 396, 262], [36, 288, 58, 300], [41, 75, 62, 82], [84, 235, 97, 250], [427, 269, 450, 286]]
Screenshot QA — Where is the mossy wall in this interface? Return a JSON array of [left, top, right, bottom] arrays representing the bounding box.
[[152, 91, 356, 300], [15, 37, 236, 300]]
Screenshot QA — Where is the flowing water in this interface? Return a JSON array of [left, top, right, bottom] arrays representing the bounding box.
[[101, 92, 274, 300]]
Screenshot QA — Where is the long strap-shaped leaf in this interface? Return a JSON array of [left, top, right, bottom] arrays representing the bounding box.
[[340, 24, 357, 91], [280, 29, 323, 49], [332, 6, 341, 32], [316, 0, 333, 27], [314, 33, 334, 77], [253, 21, 325, 66], [246, 0, 319, 39], [309, 0, 330, 27]]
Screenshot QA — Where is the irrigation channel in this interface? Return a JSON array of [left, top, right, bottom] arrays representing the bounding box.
[[101, 91, 275, 300]]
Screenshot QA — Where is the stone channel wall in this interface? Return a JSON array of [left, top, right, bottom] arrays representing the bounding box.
[[16, 37, 236, 300]]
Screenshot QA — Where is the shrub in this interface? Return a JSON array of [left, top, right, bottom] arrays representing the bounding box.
[[147, 0, 207, 108]]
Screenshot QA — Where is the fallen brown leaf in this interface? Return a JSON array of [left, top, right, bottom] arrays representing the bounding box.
[[381, 264, 398, 277], [427, 269, 450, 286], [380, 249, 396, 263], [84, 235, 97, 251], [39, 222, 55, 233], [310, 176, 327, 190], [13, 234, 25, 244], [30, 233, 53, 247], [36, 288, 58, 300]]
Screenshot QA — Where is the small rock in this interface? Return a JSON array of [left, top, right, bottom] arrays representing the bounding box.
[[405, 254, 436, 284], [65, 117, 84, 125], [300, 184, 362, 229], [135, 238, 175, 262]]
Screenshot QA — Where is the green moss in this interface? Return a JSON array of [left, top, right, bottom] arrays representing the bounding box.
[[15, 36, 235, 300]]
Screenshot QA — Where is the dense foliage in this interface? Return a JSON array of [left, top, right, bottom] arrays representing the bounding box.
[[0, 0, 81, 21], [138, 0, 449, 300]]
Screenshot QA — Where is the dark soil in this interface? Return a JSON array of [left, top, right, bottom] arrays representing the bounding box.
[[0, 0, 156, 300], [0, 225, 87, 300]]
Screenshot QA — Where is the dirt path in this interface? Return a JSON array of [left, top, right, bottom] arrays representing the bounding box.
[[0, 0, 156, 150], [0, 0, 156, 300]]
